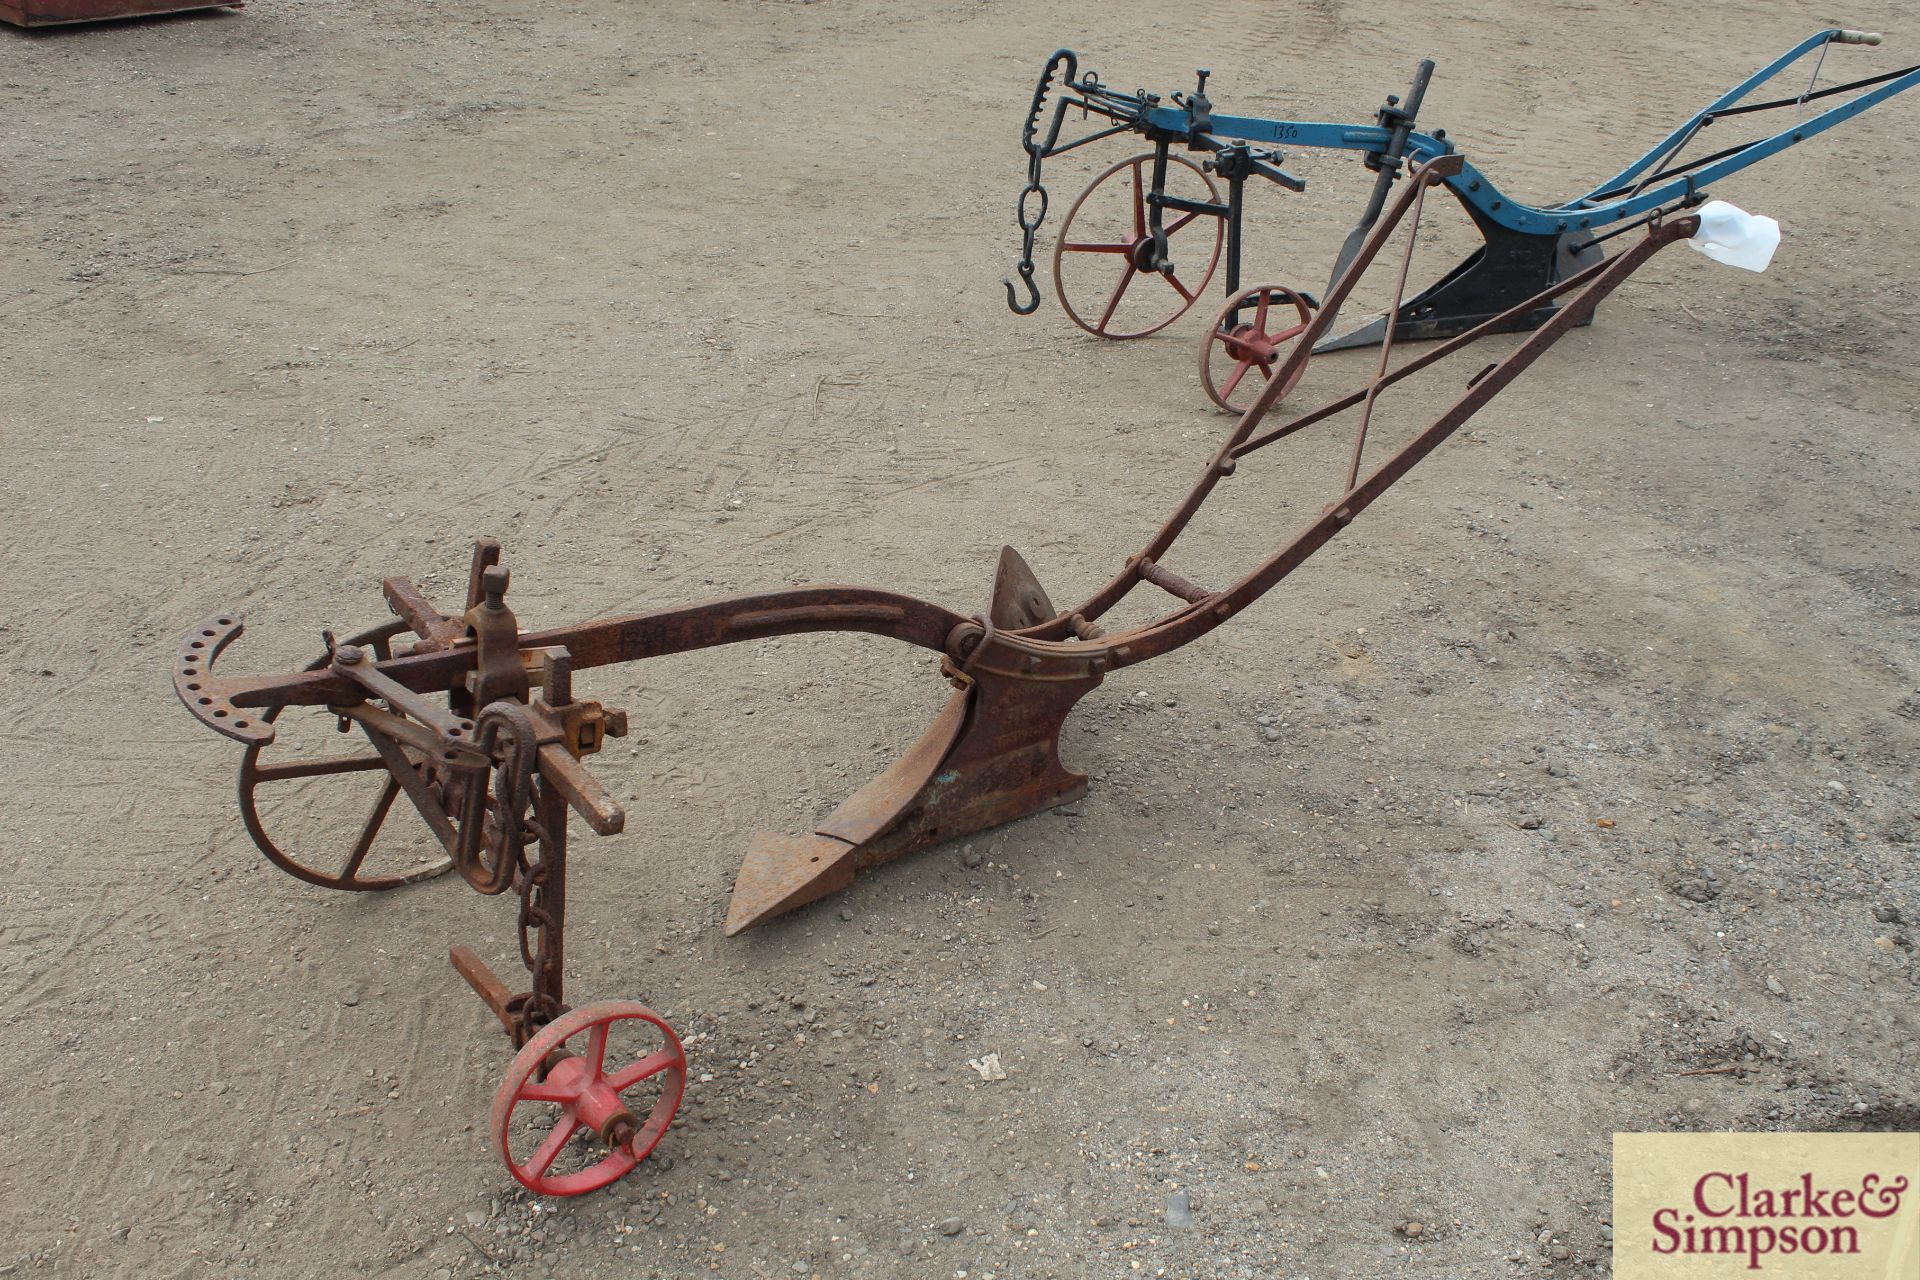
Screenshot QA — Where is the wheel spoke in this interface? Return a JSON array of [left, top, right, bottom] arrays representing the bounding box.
[[251, 753, 388, 783], [363, 726, 462, 854], [1095, 265, 1138, 334], [1220, 358, 1258, 399], [1162, 271, 1195, 302], [1271, 321, 1310, 342], [1256, 293, 1270, 329], [517, 1077, 580, 1105], [1061, 241, 1133, 254], [608, 1047, 683, 1092], [523, 1115, 581, 1178], [583, 1023, 610, 1079], [338, 776, 401, 882], [1163, 209, 1204, 238]]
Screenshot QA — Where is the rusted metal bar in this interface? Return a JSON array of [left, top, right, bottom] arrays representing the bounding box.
[[382, 577, 462, 648], [466, 539, 503, 611], [451, 944, 518, 1037], [538, 742, 624, 836], [1136, 557, 1214, 603], [1095, 214, 1699, 669], [1227, 241, 1620, 462], [1052, 155, 1465, 634], [1068, 613, 1105, 640], [179, 588, 968, 731], [1346, 174, 1431, 490]]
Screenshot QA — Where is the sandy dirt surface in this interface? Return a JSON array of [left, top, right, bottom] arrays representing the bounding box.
[[2, 1, 1916, 1277]]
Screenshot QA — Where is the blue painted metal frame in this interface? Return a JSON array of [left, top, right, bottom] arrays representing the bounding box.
[[1134, 30, 1920, 236]]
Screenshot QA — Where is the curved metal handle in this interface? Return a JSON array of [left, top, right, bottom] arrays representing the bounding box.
[[1022, 48, 1078, 153]]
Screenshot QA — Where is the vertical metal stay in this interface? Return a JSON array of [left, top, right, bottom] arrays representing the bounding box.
[[1800, 39, 1833, 105], [1347, 175, 1432, 492]]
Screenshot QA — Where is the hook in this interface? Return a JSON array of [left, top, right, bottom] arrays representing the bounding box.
[[1003, 264, 1041, 315]]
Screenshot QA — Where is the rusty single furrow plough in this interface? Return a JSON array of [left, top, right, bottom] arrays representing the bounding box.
[[174, 33, 1915, 1197]]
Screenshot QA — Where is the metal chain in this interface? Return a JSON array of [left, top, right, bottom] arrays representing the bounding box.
[[517, 856, 551, 972], [455, 700, 539, 895], [510, 847, 563, 1043], [1004, 50, 1079, 314]]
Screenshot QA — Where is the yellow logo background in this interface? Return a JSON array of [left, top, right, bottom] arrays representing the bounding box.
[[1614, 1132, 1918, 1279]]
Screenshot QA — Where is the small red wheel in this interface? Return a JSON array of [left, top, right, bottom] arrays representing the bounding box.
[[491, 1000, 686, 1197], [1199, 283, 1316, 413], [1052, 152, 1223, 339]]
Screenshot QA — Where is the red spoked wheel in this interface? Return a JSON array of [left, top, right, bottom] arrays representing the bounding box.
[[491, 1001, 687, 1197], [1052, 152, 1223, 339], [1199, 283, 1316, 413]]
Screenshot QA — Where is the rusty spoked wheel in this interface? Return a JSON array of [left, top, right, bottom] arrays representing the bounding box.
[[237, 618, 458, 891], [1199, 283, 1316, 413], [1052, 152, 1223, 339], [492, 1001, 687, 1197]]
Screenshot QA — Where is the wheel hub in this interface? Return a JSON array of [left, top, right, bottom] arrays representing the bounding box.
[[545, 1054, 639, 1144], [1220, 325, 1274, 362]]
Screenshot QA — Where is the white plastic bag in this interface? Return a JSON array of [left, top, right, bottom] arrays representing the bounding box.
[[1687, 200, 1781, 272]]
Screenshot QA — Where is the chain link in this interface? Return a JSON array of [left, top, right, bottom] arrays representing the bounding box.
[[452, 701, 539, 894], [508, 825, 564, 1045]]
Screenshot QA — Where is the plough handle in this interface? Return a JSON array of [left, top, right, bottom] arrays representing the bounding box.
[[1400, 58, 1435, 120], [1833, 29, 1882, 46], [1330, 59, 1439, 308], [1362, 58, 1434, 177]]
